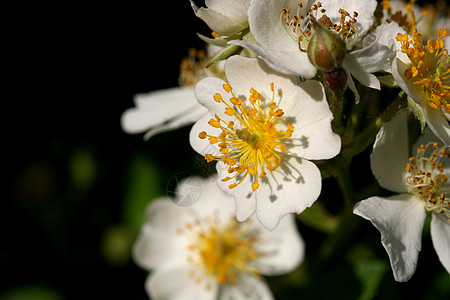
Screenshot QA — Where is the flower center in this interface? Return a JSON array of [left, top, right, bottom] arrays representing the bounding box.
[[199, 82, 294, 191], [179, 214, 262, 287], [396, 28, 450, 113], [280, 1, 359, 52], [404, 142, 450, 220]]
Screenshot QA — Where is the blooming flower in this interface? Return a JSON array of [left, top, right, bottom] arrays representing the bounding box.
[[368, 18, 450, 145], [190, 0, 252, 47], [353, 112, 450, 282], [231, 0, 392, 102], [393, 28, 450, 145], [189, 55, 341, 230], [121, 48, 223, 139], [133, 176, 304, 300]]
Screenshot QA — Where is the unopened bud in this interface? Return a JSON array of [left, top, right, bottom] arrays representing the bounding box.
[[307, 18, 346, 71]]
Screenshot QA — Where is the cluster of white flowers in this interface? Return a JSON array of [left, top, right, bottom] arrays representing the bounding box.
[[122, 0, 449, 299]]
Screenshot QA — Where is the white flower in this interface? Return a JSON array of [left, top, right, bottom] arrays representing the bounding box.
[[372, 20, 450, 145], [353, 112, 450, 282], [121, 87, 207, 139], [121, 48, 224, 139], [189, 56, 341, 230], [133, 176, 304, 300], [393, 28, 450, 145], [231, 0, 392, 102], [190, 0, 252, 46]]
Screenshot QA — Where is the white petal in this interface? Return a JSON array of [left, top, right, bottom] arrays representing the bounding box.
[[190, 0, 250, 36], [281, 80, 341, 160], [143, 105, 207, 140], [430, 213, 450, 274], [216, 161, 257, 223], [247, 0, 317, 78], [147, 266, 217, 300], [370, 111, 409, 193], [419, 101, 450, 146], [256, 156, 322, 230], [189, 113, 223, 156], [228, 40, 303, 76], [342, 56, 380, 90], [348, 43, 393, 75], [363, 22, 406, 65], [121, 87, 199, 134], [345, 69, 360, 104], [318, 0, 377, 40], [221, 274, 274, 300], [392, 56, 450, 146], [188, 175, 236, 220], [256, 214, 304, 275], [194, 77, 234, 123], [132, 199, 191, 270], [224, 56, 299, 101], [353, 194, 426, 282]]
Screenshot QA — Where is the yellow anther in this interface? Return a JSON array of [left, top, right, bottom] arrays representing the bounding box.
[[208, 118, 221, 128], [223, 83, 233, 93], [205, 154, 215, 162], [213, 93, 223, 103]]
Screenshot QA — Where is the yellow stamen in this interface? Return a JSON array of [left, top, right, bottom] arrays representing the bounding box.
[[181, 215, 263, 287], [200, 82, 294, 191], [396, 28, 450, 113], [405, 142, 450, 220]]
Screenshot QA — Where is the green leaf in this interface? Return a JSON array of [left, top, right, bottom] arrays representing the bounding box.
[[122, 150, 164, 235], [354, 259, 388, 300], [0, 285, 63, 300], [297, 202, 338, 233], [68, 146, 97, 191]]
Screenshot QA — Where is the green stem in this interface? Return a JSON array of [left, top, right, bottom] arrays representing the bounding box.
[[341, 91, 407, 159]]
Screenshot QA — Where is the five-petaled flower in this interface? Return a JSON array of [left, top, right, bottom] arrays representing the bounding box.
[[353, 112, 450, 282], [133, 177, 304, 300], [189, 56, 341, 230]]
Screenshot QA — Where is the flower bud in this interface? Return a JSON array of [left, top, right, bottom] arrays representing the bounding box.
[[307, 18, 346, 71]]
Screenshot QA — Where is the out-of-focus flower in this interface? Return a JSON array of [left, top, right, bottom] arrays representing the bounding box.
[[189, 55, 340, 230], [353, 112, 450, 282], [190, 0, 252, 47], [121, 48, 224, 140], [133, 177, 304, 300], [232, 0, 392, 102], [381, 0, 450, 39]]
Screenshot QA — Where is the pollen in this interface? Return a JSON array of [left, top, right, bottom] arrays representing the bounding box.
[[404, 142, 450, 221], [199, 82, 294, 191], [396, 28, 450, 113], [181, 214, 262, 286]]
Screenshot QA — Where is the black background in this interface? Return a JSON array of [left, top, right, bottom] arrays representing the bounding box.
[[3, 2, 208, 299]]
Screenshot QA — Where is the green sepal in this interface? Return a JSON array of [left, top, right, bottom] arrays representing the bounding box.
[[242, 30, 257, 58], [407, 96, 427, 132], [206, 44, 242, 68], [377, 74, 399, 87]]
